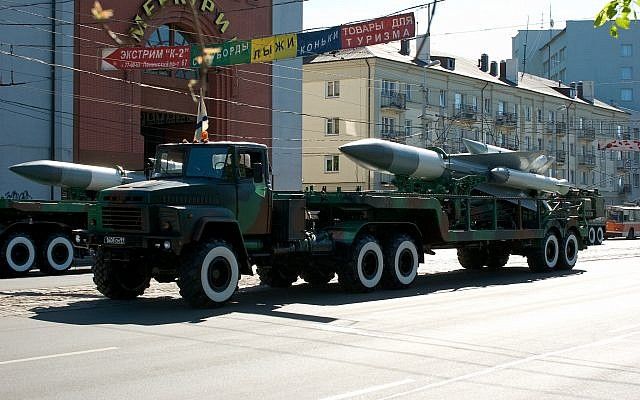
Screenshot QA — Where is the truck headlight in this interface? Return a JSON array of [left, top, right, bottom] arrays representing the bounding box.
[[160, 221, 172, 231]]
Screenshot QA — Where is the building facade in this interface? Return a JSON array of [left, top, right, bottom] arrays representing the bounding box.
[[0, 0, 302, 199], [302, 44, 635, 204]]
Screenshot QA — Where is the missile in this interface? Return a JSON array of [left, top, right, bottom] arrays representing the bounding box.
[[339, 138, 445, 180], [491, 167, 570, 195], [9, 160, 145, 191]]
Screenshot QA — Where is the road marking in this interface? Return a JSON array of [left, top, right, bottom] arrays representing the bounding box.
[[320, 379, 415, 400], [0, 347, 118, 366], [376, 331, 640, 400]]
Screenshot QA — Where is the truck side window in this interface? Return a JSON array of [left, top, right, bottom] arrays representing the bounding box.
[[238, 150, 264, 181]]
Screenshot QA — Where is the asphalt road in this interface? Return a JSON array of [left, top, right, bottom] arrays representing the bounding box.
[[1, 239, 639, 400]]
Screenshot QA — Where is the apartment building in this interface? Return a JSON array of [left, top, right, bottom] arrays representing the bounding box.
[[302, 43, 634, 204]]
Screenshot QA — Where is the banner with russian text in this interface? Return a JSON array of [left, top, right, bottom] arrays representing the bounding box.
[[251, 33, 298, 63], [341, 12, 415, 49], [297, 27, 341, 57], [598, 140, 640, 151], [191, 40, 251, 68]]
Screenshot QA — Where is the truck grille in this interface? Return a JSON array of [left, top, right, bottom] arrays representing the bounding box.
[[102, 207, 144, 231]]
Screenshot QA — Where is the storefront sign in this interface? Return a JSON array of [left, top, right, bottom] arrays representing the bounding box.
[[101, 45, 190, 71], [341, 12, 415, 49], [297, 27, 340, 57]]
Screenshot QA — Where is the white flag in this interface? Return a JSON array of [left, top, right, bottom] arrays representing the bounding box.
[[194, 88, 209, 142]]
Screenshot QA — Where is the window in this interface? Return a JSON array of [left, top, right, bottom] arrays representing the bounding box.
[[548, 110, 555, 122], [635, 174, 640, 188], [582, 172, 587, 185], [324, 155, 340, 173], [526, 106, 531, 122], [146, 25, 196, 80], [382, 80, 398, 95], [621, 88, 633, 101], [424, 88, 430, 105], [382, 117, 396, 135], [471, 96, 478, 112], [405, 120, 413, 137], [525, 136, 531, 150], [559, 47, 566, 62], [404, 83, 412, 100], [484, 98, 491, 114], [512, 104, 518, 120], [570, 143, 575, 156], [326, 117, 340, 135], [621, 67, 633, 80], [327, 81, 340, 97], [497, 101, 505, 115], [621, 44, 633, 57], [570, 170, 575, 184], [537, 109, 543, 123], [454, 92, 463, 110], [537, 138, 543, 150], [439, 90, 447, 107], [592, 172, 596, 186]]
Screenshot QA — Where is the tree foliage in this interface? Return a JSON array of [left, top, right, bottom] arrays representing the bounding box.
[[594, 0, 639, 37]]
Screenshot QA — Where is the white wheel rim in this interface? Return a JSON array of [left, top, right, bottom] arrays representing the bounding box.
[[46, 236, 74, 271], [5, 236, 36, 272], [200, 246, 239, 303], [588, 228, 595, 244], [544, 234, 559, 268], [564, 234, 578, 266], [357, 241, 383, 289], [596, 228, 604, 243], [394, 241, 418, 285]]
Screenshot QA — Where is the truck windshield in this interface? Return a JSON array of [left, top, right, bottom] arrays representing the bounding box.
[[186, 146, 233, 179], [152, 149, 184, 178]]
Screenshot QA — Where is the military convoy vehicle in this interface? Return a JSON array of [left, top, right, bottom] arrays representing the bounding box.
[[78, 141, 591, 307]]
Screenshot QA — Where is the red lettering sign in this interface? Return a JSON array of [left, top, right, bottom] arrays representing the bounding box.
[[340, 12, 416, 49], [101, 46, 191, 71]]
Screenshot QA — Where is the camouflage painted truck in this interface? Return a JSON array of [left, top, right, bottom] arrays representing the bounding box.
[[78, 141, 588, 307]]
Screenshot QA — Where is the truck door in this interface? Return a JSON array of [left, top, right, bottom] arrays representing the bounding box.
[[235, 147, 271, 235]]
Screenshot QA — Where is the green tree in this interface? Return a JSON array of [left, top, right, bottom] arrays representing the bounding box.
[[594, 0, 639, 37]]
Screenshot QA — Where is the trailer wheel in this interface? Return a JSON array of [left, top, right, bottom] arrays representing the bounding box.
[[178, 240, 239, 307], [527, 231, 560, 272], [40, 233, 75, 275], [382, 235, 419, 289], [557, 231, 579, 270], [587, 227, 596, 245], [257, 265, 298, 288], [338, 235, 383, 292], [93, 249, 150, 299], [596, 227, 604, 245], [1, 233, 36, 275], [486, 247, 510, 269], [457, 247, 487, 270]]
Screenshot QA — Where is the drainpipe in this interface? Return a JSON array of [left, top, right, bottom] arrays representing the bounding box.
[[50, 0, 57, 200]]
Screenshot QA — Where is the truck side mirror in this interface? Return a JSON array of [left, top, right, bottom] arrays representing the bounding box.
[[252, 163, 263, 183]]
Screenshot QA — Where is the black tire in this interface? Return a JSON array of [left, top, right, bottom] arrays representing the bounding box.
[[627, 228, 636, 240], [257, 264, 298, 288], [558, 231, 579, 270], [1, 232, 37, 276], [382, 235, 419, 289], [338, 235, 384, 292], [596, 227, 604, 245], [178, 240, 239, 307], [486, 247, 510, 269], [93, 248, 151, 299], [40, 233, 75, 275], [300, 262, 335, 286], [527, 231, 560, 272], [457, 247, 487, 270], [587, 227, 596, 245]]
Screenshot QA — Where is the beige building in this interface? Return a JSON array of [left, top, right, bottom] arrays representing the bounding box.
[[302, 44, 636, 204]]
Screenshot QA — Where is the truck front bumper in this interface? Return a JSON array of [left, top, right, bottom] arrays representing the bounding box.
[[73, 229, 182, 253]]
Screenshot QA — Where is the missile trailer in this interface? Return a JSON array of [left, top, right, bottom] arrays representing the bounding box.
[[79, 141, 590, 307], [0, 198, 92, 276]]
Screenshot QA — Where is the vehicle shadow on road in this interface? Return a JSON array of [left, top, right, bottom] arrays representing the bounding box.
[[29, 267, 584, 326]]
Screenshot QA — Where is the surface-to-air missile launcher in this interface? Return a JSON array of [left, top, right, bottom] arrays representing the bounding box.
[[78, 140, 596, 308], [0, 161, 146, 276]]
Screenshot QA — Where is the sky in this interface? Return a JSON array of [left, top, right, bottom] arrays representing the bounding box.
[[303, 0, 611, 62]]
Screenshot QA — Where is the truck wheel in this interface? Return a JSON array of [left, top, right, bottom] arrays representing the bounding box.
[[486, 247, 510, 269], [596, 227, 604, 245], [457, 247, 486, 270], [338, 235, 383, 292], [300, 264, 335, 286], [557, 231, 579, 270], [627, 228, 636, 240], [257, 265, 298, 288], [382, 235, 419, 289], [93, 249, 151, 300], [587, 227, 596, 245], [178, 241, 239, 307], [40, 233, 75, 275], [1, 233, 36, 276], [527, 231, 560, 272]]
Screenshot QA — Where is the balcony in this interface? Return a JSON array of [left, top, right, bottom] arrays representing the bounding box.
[[495, 112, 517, 127], [616, 160, 632, 172], [544, 122, 556, 135], [556, 150, 567, 163], [380, 129, 405, 143], [381, 92, 406, 110], [577, 127, 596, 141], [577, 153, 596, 168], [453, 105, 478, 121]]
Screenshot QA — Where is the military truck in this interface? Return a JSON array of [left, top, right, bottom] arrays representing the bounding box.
[[0, 198, 91, 276], [79, 141, 588, 307]]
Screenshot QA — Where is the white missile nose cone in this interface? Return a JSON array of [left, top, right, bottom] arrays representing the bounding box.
[[339, 139, 394, 171], [9, 161, 61, 184]]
